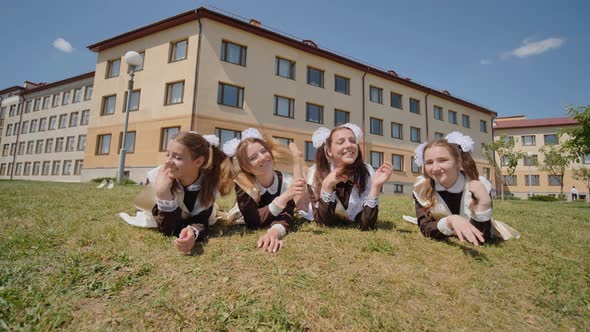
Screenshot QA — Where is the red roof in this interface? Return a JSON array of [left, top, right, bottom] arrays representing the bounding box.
[[494, 117, 578, 129]]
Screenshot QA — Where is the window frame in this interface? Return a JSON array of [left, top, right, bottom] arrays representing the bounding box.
[[160, 127, 181, 152], [169, 39, 188, 63], [305, 102, 324, 124], [220, 40, 247, 66], [275, 57, 296, 80], [217, 82, 244, 109], [392, 154, 404, 171], [369, 86, 383, 104], [334, 109, 350, 126], [334, 75, 350, 95], [96, 134, 112, 155], [370, 117, 383, 136], [101, 95, 117, 116], [307, 66, 325, 88], [433, 105, 443, 120], [410, 126, 422, 143], [165, 81, 185, 106], [106, 58, 121, 79], [273, 95, 295, 119], [409, 98, 420, 114]]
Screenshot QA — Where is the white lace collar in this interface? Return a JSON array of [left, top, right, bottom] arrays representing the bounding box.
[[181, 174, 203, 192], [434, 173, 465, 193], [256, 171, 279, 196]]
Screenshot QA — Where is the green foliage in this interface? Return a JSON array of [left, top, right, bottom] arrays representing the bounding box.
[[529, 195, 559, 202], [572, 167, 590, 196], [91, 177, 136, 185], [484, 135, 527, 201], [560, 104, 590, 160], [538, 146, 572, 196]]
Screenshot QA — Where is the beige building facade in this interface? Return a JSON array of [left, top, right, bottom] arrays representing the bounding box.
[[493, 116, 589, 199], [0, 73, 94, 182], [84, 7, 496, 192]]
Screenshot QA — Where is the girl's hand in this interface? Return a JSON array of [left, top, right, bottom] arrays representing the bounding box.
[[155, 166, 175, 200], [322, 168, 348, 192], [257, 228, 283, 253], [373, 162, 393, 187], [468, 180, 491, 210], [281, 178, 306, 202], [174, 226, 196, 254], [447, 215, 485, 246]]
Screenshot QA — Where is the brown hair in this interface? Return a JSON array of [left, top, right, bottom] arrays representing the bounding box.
[[313, 127, 369, 201], [420, 138, 479, 210], [232, 134, 292, 202], [171, 132, 233, 206]]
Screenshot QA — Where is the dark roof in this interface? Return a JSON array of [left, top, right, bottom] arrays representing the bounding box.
[[21, 72, 95, 95], [87, 7, 495, 116], [494, 117, 578, 129], [0, 86, 25, 95]]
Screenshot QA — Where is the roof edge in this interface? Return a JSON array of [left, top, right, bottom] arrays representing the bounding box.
[[21, 71, 95, 96]]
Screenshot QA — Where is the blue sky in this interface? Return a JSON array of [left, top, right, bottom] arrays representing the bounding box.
[[1, 0, 588, 119]]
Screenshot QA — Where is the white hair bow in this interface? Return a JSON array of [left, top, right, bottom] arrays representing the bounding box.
[[311, 123, 363, 148], [189, 131, 220, 147], [445, 131, 474, 153], [222, 128, 263, 157]]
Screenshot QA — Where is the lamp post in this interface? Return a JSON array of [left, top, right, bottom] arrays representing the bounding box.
[[117, 51, 143, 184]]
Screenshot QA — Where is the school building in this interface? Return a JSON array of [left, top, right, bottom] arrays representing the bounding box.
[[493, 115, 588, 199], [80, 7, 496, 192]]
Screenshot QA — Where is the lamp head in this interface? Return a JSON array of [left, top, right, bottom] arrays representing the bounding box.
[[124, 51, 143, 67]]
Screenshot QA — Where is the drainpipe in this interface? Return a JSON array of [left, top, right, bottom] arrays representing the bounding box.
[[190, 13, 203, 132], [424, 90, 431, 140], [361, 69, 368, 157], [10, 94, 25, 180]]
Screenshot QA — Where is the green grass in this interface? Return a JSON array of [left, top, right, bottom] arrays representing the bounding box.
[[1, 180, 589, 330]]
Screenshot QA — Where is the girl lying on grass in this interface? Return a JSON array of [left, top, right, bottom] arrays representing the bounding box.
[[148, 131, 232, 253], [302, 124, 393, 230], [223, 128, 305, 253], [408, 131, 519, 245]]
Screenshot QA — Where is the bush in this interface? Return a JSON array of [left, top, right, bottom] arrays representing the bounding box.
[[493, 196, 521, 200], [529, 195, 558, 202], [91, 177, 137, 185]]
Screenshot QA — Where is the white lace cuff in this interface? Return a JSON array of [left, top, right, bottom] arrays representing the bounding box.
[[268, 198, 285, 217], [320, 189, 337, 203], [270, 224, 287, 237], [157, 198, 178, 212], [189, 226, 200, 240], [437, 217, 456, 236], [472, 208, 492, 222], [363, 196, 379, 208]]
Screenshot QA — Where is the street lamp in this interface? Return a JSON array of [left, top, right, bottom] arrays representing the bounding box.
[[117, 51, 143, 184]]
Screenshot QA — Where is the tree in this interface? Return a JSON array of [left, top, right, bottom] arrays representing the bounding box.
[[572, 167, 590, 202], [538, 146, 571, 198], [484, 135, 527, 201], [561, 104, 590, 161]]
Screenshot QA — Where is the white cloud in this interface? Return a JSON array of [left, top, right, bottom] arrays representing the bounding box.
[[52, 38, 73, 53], [480, 59, 492, 65], [510, 37, 564, 58]]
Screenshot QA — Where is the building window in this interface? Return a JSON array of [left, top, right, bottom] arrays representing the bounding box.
[[462, 114, 471, 128], [392, 154, 404, 171], [448, 110, 457, 124], [10, 143, 16, 156], [275, 57, 296, 80], [51, 161, 61, 176], [32, 162, 40, 176], [434, 106, 443, 120], [45, 138, 53, 153], [544, 134, 559, 145], [273, 95, 294, 118], [434, 132, 444, 139], [370, 151, 383, 169], [411, 157, 421, 173], [483, 167, 491, 180], [55, 137, 64, 152], [63, 160, 72, 176], [169, 39, 188, 62], [33, 99, 40, 111], [118, 131, 136, 153], [80, 110, 90, 125], [42, 161, 50, 176], [369, 86, 383, 104], [35, 140, 43, 154], [101, 95, 116, 115], [160, 127, 180, 151], [42, 96, 50, 109], [274, 137, 293, 146], [305, 141, 316, 161], [548, 175, 563, 186], [215, 128, 241, 147], [500, 156, 509, 166], [410, 98, 420, 114], [394, 184, 404, 193], [30, 119, 38, 133], [14, 123, 20, 135], [96, 134, 111, 155], [25, 101, 32, 113], [18, 142, 25, 155], [59, 114, 68, 129], [410, 127, 421, 143], [370, 117, 383, 135], [65, 136, 75, 152], [0, 164, 6, 176], [77, 135, 86, 151], [334, 75, 350, 94], [584, 154, 590, 164], [6, 124, 12, 136], [84, 85, 93, 100], [306, 103, 324, 124], [522, 135, 536, 146], [123, 90, 141, 112], [21, 121, 29, 134], [69, 112, 79, 127], [523, 154, 538, 166], [503, 175, 517, 186], [221, 40, 247, 66], [15, 163, 22, 176], [334, 109, 350, 126], [26, 141, 34, 154], [391, 92, 402, 109], [74, 160, 84, 175], [62, 91, 70, 105], [480, 120, 488, 133], [525, 175, 540, 186], [73, 88, 82, 103], [166, 81, 185, 105], [217, 83, 243, 108], [307, 67, 324, 88], [45, 116, 54, 130], [23, 162, 31, 176], [1, 145, 8, 157], [52, 94, 60, 107], [106, 59, 120, 78]]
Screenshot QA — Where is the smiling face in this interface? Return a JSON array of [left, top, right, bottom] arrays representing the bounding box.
[[326, 128, 359, 168], [423, 145, 461, 188], [240, 140, 274, 177], [164, 139, 204, 184]]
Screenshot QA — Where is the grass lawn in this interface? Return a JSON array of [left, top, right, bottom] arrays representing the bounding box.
[[1, 180, 589, 330]]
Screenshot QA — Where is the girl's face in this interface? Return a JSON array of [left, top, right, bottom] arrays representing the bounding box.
[[245, 142, 273, 177], [327, 128, 358, 167], [164, 140, 203, 181], [423, 145, 461, 188]]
